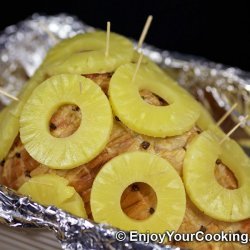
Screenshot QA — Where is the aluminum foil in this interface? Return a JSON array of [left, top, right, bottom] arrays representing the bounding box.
[[0, 185, 177, 250], [0, 14, 93, 106], [0, 13, 249, 250]]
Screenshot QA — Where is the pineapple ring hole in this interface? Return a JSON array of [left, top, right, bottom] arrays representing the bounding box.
[[214, 160, 238, 190], [139, 89, 168, 106], [49, 104, 82, 138], [120, 182, 158, 221]]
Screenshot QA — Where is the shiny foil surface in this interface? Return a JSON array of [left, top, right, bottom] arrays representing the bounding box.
[[0, 13, 249, 250], [0, 185, 178, 249]]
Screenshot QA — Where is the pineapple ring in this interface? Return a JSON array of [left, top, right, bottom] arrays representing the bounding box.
[[133, 54, 216, 132], [109, 63, 200, 137], [183, 130, 250, 222], [91, 152, 186, 233], [18, 174, 87, 218], [0, 71, 45, 161], [196, 103, 216, 130], [20, 74, 113, 169], [0, 106, 7, 121], [43, 31, 134, 75], [0, 106, 19, 161]]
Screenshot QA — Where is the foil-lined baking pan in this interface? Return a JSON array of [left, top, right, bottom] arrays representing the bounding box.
[[0, 13, 249, 249]]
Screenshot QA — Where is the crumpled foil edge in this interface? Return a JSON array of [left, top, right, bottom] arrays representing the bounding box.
[[0, 185, 178, 250]]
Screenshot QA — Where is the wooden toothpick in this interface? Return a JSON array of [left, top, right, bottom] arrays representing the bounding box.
[[132, 52, 144, 83], [219, 115, 249, 144], [0, 88, 19, 101], [131, 15, 153, 83], [216, 103, 238, 126], [105, 21, 111, 57], [137, 15, 153, 51]]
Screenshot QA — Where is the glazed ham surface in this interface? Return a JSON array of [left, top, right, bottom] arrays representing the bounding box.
[[0, 73, 249, 249]]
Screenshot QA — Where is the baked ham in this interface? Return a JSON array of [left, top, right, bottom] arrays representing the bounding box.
[[0, 73, 249, 249]]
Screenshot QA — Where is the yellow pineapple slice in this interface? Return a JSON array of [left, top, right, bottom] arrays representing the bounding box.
[[109, 63, 200, 137], [133, 52, 216, 132], [43, 31, 134, 75], [141, 57, 216, 131], [0, 106, 7, 121], [18, 174, 86, 218], [196, 103, 215, 130], [0, 106, 19, 161], [20, 74, 113, 169], [91, 152, 186, 233], [132, 51, 181, 88], [183, 130, 250, 222], [9, 70, 45, 118], [0, 71, 45, 161]]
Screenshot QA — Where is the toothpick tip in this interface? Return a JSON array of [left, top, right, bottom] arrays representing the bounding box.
[[0, 89, 19, 101], [137, 15, 154, 50], [219, 114, 249, 144], [105, 21, 111, 57], [216, 103, 238, 126]]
